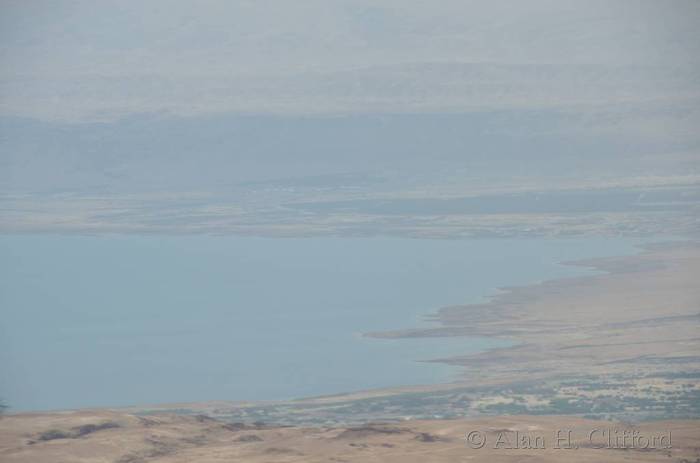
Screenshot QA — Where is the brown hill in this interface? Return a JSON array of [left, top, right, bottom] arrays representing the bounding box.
[[1, 410, 698, 462]]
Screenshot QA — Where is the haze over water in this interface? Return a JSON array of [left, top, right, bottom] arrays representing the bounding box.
[[0, 234, 642, 411]]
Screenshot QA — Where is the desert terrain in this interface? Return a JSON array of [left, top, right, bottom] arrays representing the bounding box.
[[374, 240, 700, 383], [1, 410, 699, 462]]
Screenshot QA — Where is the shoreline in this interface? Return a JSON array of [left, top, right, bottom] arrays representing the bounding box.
[[5, 239, 698, 425], [101, 239, 699, 425]]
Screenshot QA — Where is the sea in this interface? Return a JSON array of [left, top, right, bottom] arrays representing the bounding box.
[[0, 235, 642, 410]]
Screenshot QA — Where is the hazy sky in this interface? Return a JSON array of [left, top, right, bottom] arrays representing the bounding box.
[[1, 0, 698, 121], [0, 1, 698, 233]]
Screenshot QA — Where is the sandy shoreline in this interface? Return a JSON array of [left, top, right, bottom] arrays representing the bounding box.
[[367, 240, 700, 386]]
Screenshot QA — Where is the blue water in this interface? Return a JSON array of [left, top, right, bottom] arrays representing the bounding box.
[[0, 235, 642, 411]]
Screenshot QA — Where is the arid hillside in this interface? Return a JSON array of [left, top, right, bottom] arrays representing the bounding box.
[[1, 410, 699, 463]]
